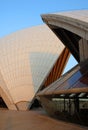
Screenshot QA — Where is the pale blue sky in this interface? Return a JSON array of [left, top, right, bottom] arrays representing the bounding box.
[[0, 0, 88, 37], [0, 0, 88, 72]]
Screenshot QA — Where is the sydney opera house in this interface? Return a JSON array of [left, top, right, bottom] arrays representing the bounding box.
[[0, 10, 88, 129], [0, 25, 70, 110]]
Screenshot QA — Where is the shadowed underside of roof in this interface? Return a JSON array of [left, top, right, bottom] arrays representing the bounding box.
[[41, 10, 88, 62], [37, 10, 88, 97]]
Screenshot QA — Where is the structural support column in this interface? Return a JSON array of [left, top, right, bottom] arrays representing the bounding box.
[[79, 38, 88, 62], [74, 98, 79, 113]]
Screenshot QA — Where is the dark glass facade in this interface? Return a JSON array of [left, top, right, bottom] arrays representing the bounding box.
[[50, 94, 88, 126], [38, 60, 88, 126]]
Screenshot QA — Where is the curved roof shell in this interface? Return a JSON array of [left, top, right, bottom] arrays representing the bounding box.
[[42, 10, 88, 39], [37, 10, 88, 100], [0, 25, 67, 110], [42, 10, 88, 62]]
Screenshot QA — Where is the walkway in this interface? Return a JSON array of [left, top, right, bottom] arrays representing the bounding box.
[[0, 110, 87, 130]]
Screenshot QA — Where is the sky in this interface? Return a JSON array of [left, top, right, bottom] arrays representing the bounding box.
[[0, 0, 88, 73]]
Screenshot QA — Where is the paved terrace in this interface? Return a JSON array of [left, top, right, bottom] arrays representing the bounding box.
[[0, 110, 87, 130]]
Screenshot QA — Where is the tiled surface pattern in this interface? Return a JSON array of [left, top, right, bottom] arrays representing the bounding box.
[[0, 25, 64, 110]]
